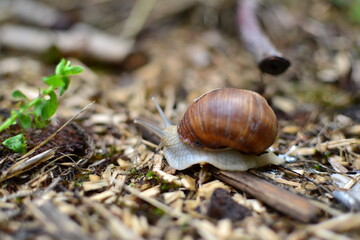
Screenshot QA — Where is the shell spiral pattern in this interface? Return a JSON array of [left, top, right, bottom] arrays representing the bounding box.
[[177, 88, 278, 154]]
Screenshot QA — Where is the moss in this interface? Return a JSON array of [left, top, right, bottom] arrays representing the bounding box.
[[160, 180, 180, 192], [146, 170, 158, 180], [126, 168, 181, 192], [131, 202, 166, 224]]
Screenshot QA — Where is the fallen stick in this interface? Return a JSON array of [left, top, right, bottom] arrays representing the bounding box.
[[0, 0, 75, 29], [121, 0, 159, 39], [0, 24, 132, 64], [237, 0, 290, 75], [0, 149, 55, 183], [210, 167, 320, 223]]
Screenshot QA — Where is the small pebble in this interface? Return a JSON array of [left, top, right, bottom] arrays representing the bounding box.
[[206, 188, 252, 221]]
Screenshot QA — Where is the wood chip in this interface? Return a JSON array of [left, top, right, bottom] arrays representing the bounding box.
[[141, 185, 160, 198], [180, 174, 196, 191], [90, 190, 117, 202], [82, 180, 109, 192], [328, 156, 348, 173], [287, 147, 316, 156], [318, 139, 360, 152], [282, 125, 301, 134], [89, 174, 101, 181], [308, 213, 360, 233], [25, 200, 93, 240], [163, 191, 185, 204]]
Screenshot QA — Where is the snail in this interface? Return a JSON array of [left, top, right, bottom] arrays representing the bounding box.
[[134, 88, 284, 171]]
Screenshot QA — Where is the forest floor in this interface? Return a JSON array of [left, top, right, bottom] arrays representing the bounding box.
[[0, 0, 360, 239]]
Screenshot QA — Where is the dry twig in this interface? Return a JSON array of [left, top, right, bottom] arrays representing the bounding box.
[[237, 0, 290, 75], [210, 167, 320, 222]]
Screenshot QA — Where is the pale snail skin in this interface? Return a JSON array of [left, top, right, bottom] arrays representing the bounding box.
[[134, 91, 284, 171]]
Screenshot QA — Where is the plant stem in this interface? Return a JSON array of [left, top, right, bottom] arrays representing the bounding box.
[[0, 85, 55, 132]]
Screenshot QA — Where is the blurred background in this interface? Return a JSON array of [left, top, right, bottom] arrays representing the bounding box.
[[0, 0, 359, 121]]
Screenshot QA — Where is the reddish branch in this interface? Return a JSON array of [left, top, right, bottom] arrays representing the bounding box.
[[237, 0, 290, 75]]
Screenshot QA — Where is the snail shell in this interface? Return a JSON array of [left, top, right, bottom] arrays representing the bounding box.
[[178, 88, 278, 154]]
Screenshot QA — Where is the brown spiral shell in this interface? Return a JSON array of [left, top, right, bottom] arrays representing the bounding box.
[[177, 88, 278, 154]]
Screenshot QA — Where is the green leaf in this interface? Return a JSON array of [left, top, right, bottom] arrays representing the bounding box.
[[34, 116, 47, 128], [19, 113, 32, 129], [0, 58, 82, 134], [55, 58, 66, 75], [34, 92, 58, 121], [43, 75, 64, 87], [2, 134, 27, 153], [0, 110, 18, 131], [41, 91, 58, 120], [64, 66, 83, 75], [65, 60, 72, 69], [59, 77, 70, 96], [12, 90, 28, 101], [34, 98, 46, 117]]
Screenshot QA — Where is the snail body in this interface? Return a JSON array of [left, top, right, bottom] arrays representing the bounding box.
[[135, 88, 284, 171]]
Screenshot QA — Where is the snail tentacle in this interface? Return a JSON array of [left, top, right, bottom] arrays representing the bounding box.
[[133, 98, 171, 137], [151, 97, 171, 127], [133, 119, 165, 137]]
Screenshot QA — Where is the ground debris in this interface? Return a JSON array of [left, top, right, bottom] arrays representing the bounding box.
[[1, 0, 360, 239], [206, 188, 252, 221]]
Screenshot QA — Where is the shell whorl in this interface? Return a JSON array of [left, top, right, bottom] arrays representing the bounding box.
[[177, 88, 278, 154]]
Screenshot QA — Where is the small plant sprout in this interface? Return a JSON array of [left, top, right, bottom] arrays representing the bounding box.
[[2, 133, 27, 154], [0, 59, 84, 153]]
